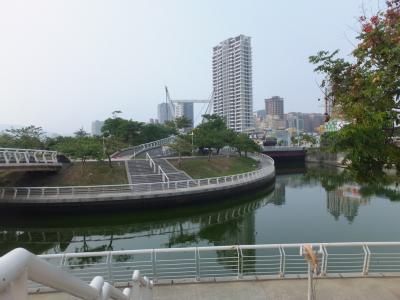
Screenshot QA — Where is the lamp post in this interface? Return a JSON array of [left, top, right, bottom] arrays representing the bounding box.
[[102, 136, 106, 158], [190, 131, 194, 155]]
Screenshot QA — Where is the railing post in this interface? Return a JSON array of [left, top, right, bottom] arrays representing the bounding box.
[[107, 251, 114, 283], [152, 250, 157, 282], [319, 244, 326, 276], [4, 151, 10, 164], [237, 246, 243, 279], [195, 248, 200, 281], [279, 246, 286, 277], [363, 244, 371, 276]]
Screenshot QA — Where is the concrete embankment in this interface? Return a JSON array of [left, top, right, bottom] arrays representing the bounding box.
[[306, 149, 346, 167], [0, 154, 275, 213]]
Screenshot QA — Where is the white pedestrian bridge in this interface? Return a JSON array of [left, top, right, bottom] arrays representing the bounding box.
[[0, 148, 61, 171], [2, 242, 400, 299]]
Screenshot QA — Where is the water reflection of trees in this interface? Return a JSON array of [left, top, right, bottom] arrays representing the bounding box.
[[0, 187, 278, 257]]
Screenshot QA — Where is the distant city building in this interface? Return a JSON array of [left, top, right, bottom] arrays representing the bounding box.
[[175, 102, 194, 128], [149, 118, 159, 124], [304, 113, 324, 132], [286, 112, 324, 134], [264, 96, 284, 130], [286, 113, 304, 133], [212, 34, 253, 132], [157, 103, 174, 124], [255, 109, 266, 120], [265, 96, 284, 119], [91, 120, 104, 136]]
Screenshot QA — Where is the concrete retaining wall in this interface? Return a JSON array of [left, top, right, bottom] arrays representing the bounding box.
[[0, 172, 275, 213]]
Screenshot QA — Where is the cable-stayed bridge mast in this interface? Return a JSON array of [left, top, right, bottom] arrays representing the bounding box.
[[164, 86, 213, 124]]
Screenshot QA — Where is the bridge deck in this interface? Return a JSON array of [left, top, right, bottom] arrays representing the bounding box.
[[29, 277, 400, 299]]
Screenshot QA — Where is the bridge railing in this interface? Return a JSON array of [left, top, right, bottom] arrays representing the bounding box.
[[112, 136, 176, 158], [0, 153, 273, 200], [20, 242, 400, 287], [262, 146, 305, 152], [0, 148, 58, 166], [0, 248, 153, 299]]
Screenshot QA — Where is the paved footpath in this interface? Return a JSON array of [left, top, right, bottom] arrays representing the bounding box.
[[30, 277, 400, 299]]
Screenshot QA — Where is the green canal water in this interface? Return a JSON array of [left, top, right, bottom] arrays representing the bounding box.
[[1, 164, 399, 256]]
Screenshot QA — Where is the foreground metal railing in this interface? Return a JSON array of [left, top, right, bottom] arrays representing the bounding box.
[[29, 242, 400, 286], [0, 153, 274, 201], [112, 136, 176, 158], [0, 148, 58, 166], [0, 248, 153, 300]]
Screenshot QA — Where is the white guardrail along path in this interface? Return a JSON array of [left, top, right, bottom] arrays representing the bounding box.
[[0, 153, 274, 201], [35, 242, 400, 282], [0, 248, 153, 300], [112, 136, 176, 158], [2, 242, 400, 297], [0, 148, 58, 166]]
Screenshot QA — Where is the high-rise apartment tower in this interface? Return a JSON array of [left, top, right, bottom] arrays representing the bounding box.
[[212, 35, 253, 132]]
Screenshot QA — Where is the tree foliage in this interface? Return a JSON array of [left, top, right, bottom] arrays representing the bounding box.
[[175, 116, 192, 130], [168, 135, 192, 166], [232, 133, 259, 157], [194, 114, 231, 159], [56, 136, 102, 166], [101, 117, 176, 146], [309, 0, 400, 179], [0, 126, 46, 149]]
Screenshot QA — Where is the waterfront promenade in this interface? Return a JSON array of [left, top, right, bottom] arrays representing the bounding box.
[[30, 278, 400, 299]]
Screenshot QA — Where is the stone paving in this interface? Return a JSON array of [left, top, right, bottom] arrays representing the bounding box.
[[29, 277, 400, 299]]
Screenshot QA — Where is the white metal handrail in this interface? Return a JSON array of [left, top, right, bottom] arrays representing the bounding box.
[[157, 165, 169, 183], [145, 152, 157, 173], [0, 248, 153, 300], [0, 153, 274, 201], [262, 146, 305, 151], [113, 136, 176, 158], [0, 148, 58, 165], [22, 241, 400, 287]]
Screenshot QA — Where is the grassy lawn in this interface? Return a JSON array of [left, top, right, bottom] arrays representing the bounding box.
[[0, 161, 128, 187], [169, 156, 259, 179]]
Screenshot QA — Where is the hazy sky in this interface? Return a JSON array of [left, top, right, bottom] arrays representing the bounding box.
[[0, 0, 382, 134]]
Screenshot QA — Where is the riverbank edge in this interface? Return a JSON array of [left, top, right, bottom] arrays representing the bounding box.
[[0, 171, 275, 213]]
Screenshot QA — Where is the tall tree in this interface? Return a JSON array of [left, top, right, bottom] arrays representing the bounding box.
[[168, 135, 192, 166], [4, 125, 45, 149], [309, 0, 400, 179], [195, 114, 230, 159], [232, 133, 259, 157], [175, 116, 192, 130]]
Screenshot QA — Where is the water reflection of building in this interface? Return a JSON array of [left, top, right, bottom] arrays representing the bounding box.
[[326, 184, 370, 222], [272, 182, 285, 205]]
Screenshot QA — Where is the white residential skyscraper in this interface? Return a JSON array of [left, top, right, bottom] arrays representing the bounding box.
[[212, 35, 253, 132]]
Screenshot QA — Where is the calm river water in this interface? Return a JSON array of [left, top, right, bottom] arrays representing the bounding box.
[[1, 164, 399, 256]]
